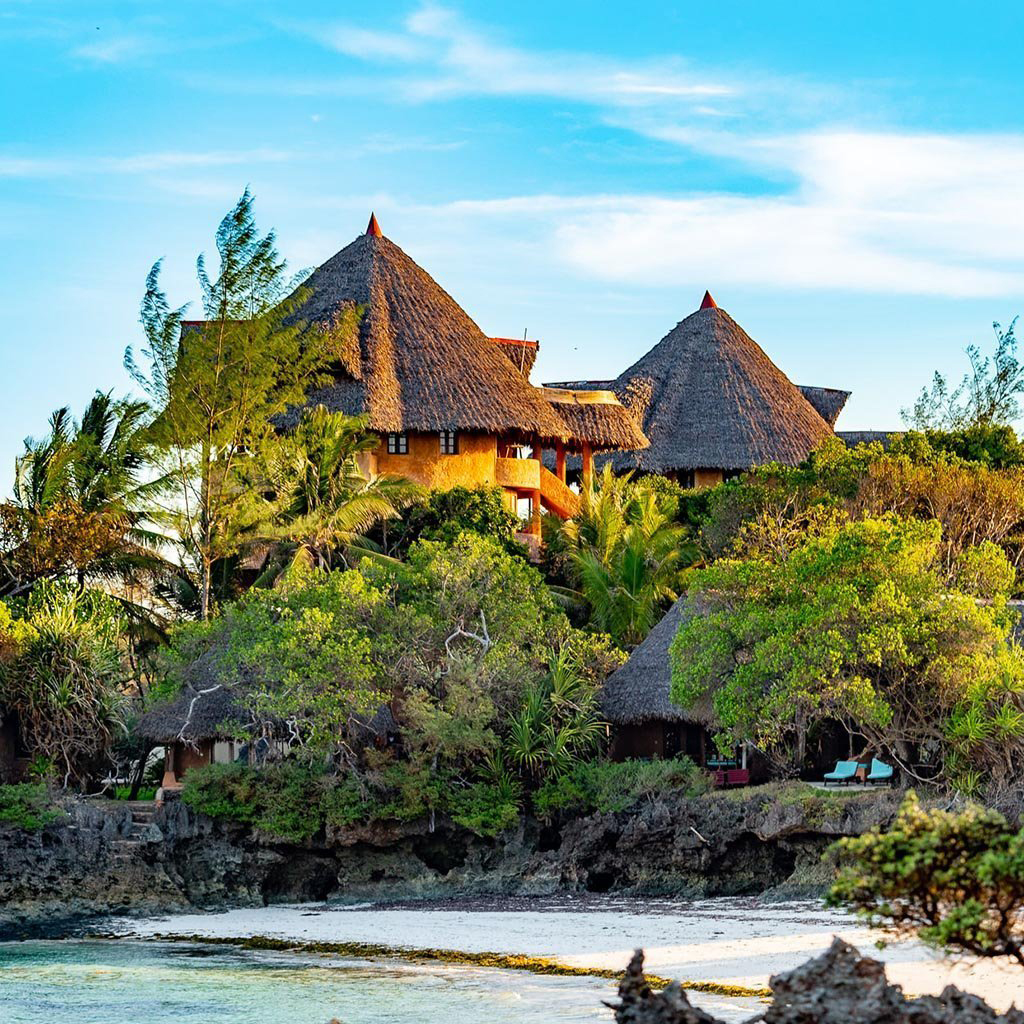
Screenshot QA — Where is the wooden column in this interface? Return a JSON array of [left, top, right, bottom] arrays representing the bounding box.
[[530, 489, 542, 535], [555, 442, 566, 483], [582, 442, 594, 489]]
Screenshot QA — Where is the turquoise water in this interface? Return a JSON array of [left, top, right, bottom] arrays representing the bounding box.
[[0, 940, 613, 1023]]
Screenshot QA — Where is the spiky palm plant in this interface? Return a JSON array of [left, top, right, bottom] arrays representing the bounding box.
[[547, 465, 688, 647]]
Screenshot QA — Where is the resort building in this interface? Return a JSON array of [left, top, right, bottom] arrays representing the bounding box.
[[278, 215, 647, 546], [547, 291, 850, 487]]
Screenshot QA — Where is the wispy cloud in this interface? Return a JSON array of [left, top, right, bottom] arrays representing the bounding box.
[[284, 3, 734, 111], [0, 149, 293, 179], [70, 33, 154, 64]]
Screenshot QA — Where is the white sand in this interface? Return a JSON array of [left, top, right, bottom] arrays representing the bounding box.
[[115, 897, 1024, 1017]]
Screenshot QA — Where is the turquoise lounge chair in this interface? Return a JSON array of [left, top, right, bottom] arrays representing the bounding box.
[[866, 759, 894, 785], [823, 760, 859, 785]]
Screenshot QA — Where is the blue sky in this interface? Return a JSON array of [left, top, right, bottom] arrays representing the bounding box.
[[1, 1, 1022, 484]]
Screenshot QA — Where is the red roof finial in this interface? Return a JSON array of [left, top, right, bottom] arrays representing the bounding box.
[[700, 290, 718, 310], [366, 212, 382, 237]]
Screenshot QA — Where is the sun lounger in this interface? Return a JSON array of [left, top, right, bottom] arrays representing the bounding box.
[[823, 760, 860, 785], [866, 759, 894, 785]]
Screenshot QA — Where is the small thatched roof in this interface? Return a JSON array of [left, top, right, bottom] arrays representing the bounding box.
[[137, 685, 248, 743], [281, 216, 567, 441], [602, 597, 715, 726], [543, 388, 649, 453], [603, 297, 835, 473], [837, 430, 901, 449], [491, 337, 539, 378], [798, 385, 850, 427]]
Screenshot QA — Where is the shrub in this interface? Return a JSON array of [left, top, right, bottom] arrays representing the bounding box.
[[0, 783, 61, 831], [448, 778, 521, 837], [534, 757, 706, 820]]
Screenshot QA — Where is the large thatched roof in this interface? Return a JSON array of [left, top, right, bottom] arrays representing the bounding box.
[[283, 217, 567, 440], [604, 296, 835, 472], [602, 598, 715, 726], [543, 388, 649, 453]]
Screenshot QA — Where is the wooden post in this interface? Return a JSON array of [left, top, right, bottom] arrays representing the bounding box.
[[582, 442, 594, 489], [555, 442, 566, 483], [530, 489, 542, 535]]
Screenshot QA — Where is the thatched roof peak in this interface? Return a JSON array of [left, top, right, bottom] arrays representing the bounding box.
[[365, 212, 382, 237], [700, 290, 718, 310], [284, 225, 569, 439], [606, 304, 834, 473]]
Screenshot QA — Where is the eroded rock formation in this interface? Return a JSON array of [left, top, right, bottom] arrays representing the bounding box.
[[613, 940, 1024, 1024]]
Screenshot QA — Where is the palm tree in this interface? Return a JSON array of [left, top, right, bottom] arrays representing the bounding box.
[[253, 407, 423, 577], [1, 392, 168, 597], [548, 465, 688, 647]]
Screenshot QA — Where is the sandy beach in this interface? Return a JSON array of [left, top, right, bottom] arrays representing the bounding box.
[[113, 896, 1024, 1020]]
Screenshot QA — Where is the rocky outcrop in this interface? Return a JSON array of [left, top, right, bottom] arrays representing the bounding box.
[[613, 941, 1024, 1024], [0, 786, 902, 938]]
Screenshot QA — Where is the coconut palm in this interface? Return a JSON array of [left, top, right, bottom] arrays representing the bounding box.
[[252, 407, 423, 577], [1, 392, 169, 598], [548, 465, 688, 647]]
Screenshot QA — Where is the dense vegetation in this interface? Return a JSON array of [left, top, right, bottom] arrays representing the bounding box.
[[2, 187, 1024, 883], [829, 793, 1024, 967]]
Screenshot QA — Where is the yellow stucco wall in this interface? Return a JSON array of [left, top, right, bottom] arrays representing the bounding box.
[[374, 432, 499, 489]]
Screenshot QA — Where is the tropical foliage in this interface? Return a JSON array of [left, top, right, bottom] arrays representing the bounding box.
[[829, 793, 1024, 967], [0, 584, 127, 785], [547, 466, 691, 646], [671, 514, 1024, 789]]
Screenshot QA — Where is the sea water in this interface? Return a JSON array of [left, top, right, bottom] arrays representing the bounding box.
[[0, 940, 614, 1024]]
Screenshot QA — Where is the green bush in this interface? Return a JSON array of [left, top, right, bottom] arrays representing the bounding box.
[[448, 778, 521, 837], [181, 762, 262, 826], [534, 757, 706, 819], [0, 783, 61, 831]]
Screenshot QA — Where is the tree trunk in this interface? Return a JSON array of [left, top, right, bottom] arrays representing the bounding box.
[[128, 743, 153, 800]]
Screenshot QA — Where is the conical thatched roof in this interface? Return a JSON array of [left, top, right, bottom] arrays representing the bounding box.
[[606, 302, 835, 472], [282, 219, 567, 440], [601, 597, 715, 726], [798, 385, 850, 427]]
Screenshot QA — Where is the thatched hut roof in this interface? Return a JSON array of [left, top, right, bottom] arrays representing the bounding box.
[[837, 430, 901, 449], [798, 386, 850, 427], [282, 216, 567, 440], [602, 597, 715, 727], [137, 685, 247, 743], [543, 388, 649, 453], [603, 297, 835, 473], [491, 337, 539, 378]]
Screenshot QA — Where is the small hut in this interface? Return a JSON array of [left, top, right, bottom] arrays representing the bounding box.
[[601, 598, 715, 762], [136, 685, 250, 783]]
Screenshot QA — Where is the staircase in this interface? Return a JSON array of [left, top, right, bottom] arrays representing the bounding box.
[[109, 801, 161, 862], [539, 465, 580, 519]]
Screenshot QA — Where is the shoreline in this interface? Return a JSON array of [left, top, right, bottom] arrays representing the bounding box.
[[105, 894, 1024, 1014]]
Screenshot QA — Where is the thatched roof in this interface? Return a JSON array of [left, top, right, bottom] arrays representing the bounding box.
[[602, 597, 715, 726], [603, 299, 836, 473], [837, 430, 901, 449], [491, 337, 539, 378], [543, 388, 649, 453], [282, 217, 567, 440], [798, 386, 850, 427], [137, 685, 248, 743]]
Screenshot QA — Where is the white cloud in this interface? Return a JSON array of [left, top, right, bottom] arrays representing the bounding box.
[[401, 127, 1024, 298], [71, 34, 153, 64], [0, 149, 293, 179]]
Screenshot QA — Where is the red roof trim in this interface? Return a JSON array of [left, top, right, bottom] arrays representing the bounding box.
[[490, 336, 538, 348]]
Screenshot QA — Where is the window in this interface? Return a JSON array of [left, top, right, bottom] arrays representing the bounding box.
[[677, 470, 696, 489], [439, 430, 458, 455], [386, 432, 408, 455]]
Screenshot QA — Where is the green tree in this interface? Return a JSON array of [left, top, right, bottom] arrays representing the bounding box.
[[671, 515, 1024, 786], [254, 406, 422, 574], [0, 584, 127, 786], [0, 393, 164, 597], [547, 466, 690, 646], [829, 793, 1024, 967], [126, 190, 356, 618], [904, 317, 1023, 429]]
